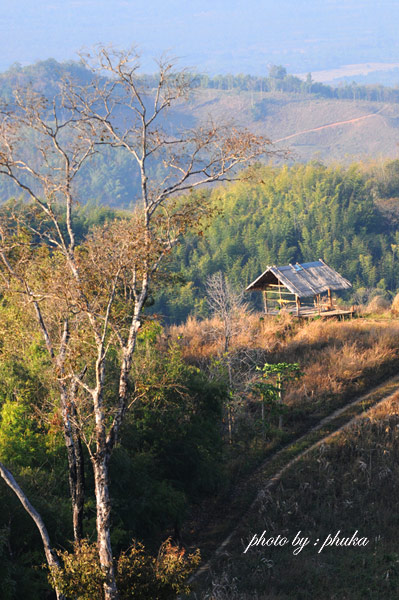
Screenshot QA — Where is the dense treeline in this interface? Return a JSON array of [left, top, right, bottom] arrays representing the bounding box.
[[4, 60, 399, 105], [153, 161, 399, 322], [192, 66, 399, 105], [0, 59, 93, 104]]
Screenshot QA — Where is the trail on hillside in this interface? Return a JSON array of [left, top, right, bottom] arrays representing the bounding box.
[[273, 105, 387, 143], [191, 372, 399, 583]]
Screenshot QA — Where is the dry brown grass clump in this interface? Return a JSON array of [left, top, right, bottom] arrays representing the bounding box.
[[169, 311, 297, 361], [366, 294, 391, 313], [285, 319, 399, 407], [288, 335, 397, 406]]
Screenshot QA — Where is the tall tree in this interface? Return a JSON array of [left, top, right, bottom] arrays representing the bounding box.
[[0, 47, 281, 599]]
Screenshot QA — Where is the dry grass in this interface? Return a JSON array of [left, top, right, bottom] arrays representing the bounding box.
[[285, 319, 399, 406], [366, 294, 391, 313], [181, 314, 399, 599], [180, 314, 399, 599], [200, 395, 399, 599], [170, 314, 399, 417], [169, 312, 298, 361]]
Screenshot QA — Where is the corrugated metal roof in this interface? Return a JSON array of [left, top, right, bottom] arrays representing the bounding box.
[[246, 259, 352, 298]]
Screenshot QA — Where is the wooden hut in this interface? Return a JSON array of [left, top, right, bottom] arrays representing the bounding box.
[[246, 259, 352, 317]]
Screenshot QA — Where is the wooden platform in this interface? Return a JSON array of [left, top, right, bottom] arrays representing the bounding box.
[[264, 306, 355, 319], [298, 307, 355, 319]]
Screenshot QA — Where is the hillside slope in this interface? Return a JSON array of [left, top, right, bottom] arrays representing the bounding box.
[[2, 61, 399, 205], [181, 89, 399, 163], [198, 390, 399, 599], [2, 90, 397, 206]]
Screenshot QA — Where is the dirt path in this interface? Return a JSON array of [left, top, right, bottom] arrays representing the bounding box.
[[191, 373, 399, 581], [273, 105, 387, 143]]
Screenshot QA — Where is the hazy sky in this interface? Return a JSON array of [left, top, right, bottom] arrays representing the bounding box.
[[2, 0, 399, 75]]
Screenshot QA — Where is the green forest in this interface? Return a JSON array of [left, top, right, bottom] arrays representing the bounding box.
[[154, 160, 399, 321], [5, 159, 399, 324]]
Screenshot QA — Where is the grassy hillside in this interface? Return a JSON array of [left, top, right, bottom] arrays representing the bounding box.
[[182, 89, 399, 163], [199, 395, 399, 599], [168, 310, 399, 599]]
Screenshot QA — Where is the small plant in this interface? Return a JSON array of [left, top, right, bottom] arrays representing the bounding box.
[[253, 362, 303, 430]]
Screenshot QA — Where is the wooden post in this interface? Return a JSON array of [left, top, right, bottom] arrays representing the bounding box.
[[278, 373, 283, 429], [263, 290, 268, 314], [328, 287, 332, 309], [296, 296, 300, 316]]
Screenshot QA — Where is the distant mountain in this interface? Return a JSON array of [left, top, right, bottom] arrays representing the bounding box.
[[2, 60, 399, 206], [0, 59, 92, 103]]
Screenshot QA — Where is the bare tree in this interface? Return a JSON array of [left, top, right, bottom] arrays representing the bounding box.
[[206, 271, 247, 355], [0, 47, 282, 600], [0, 87, 94, 544], [206, 272, 249, 442]]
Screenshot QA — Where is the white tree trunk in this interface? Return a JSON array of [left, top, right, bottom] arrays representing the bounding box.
[[93, 455, 118, 600], [0, 461, 66, 600]]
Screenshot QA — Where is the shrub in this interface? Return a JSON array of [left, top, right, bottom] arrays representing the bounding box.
[[50, 540, 105, 600], [50, 538, 200, 600], [117, 539, 200, 600], [366, 294, 391, 313]]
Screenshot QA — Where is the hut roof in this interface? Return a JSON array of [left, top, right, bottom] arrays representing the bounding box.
[[246, 259, 352, 298]]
